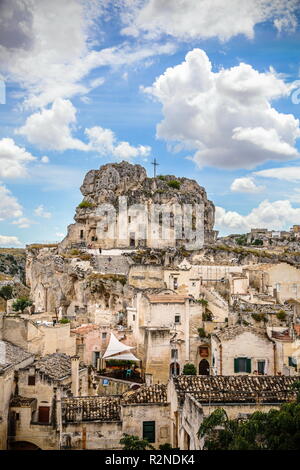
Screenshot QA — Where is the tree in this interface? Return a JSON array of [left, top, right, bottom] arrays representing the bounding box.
[[0, 285, 13, 300], [120, 434, 154, 450], [198, 385, 300, 450], [12, 297, 33, 314], [183, 363, 197, 375]]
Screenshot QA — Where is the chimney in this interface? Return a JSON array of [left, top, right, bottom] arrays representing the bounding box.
[[71, 355, 80, 397]]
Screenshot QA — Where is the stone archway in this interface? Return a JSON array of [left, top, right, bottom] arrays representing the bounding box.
[[199, 359, 210, 375], [10, 441, 42, 451]]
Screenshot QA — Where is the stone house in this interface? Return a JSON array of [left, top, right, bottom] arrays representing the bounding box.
[[211, 326, 277, 376], [246, 262, 300, 303], [168, 375, 299, 450], [0, 340, 35, 449], [1, 315, 76, 357], [8, 383, 170, 450], [128, 289, 204, 383], [7, 354, 89, 449]]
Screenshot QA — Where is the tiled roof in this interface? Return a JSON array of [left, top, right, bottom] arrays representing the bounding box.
[[122, 384, 167, 404], [32, 353, 75, 380], [71, 324, 99, 335], [146, 294, 192, 304], [10, 396, 37, 407], [213, 326, 269, 341], [173, 375, 299, 404], [0, 340, 34, 371], [62, 396, 121, 422]]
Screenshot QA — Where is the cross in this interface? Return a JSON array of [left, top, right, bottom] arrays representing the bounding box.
[[151, 158, 159, 178]]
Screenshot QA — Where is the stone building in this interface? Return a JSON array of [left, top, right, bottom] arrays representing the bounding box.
[[60, 161, 216, 251], [168, 375, 299, 450], [210, 326, 277, 376], [246, 262, 300, 303], [128, 289, 204, 383], [0, 341, 34, 449], [1, 315, 76, 357]]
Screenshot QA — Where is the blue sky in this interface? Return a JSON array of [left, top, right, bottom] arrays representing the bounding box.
[[0, 0, 300, 246]]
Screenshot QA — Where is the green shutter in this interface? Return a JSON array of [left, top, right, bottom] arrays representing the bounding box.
[[234, 358, 239, 373], [246, 358, 251, 373], [143, 421, 155, 443]]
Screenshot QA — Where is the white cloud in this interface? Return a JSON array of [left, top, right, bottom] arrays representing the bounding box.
[[40, 156, 49, 163], [143, 48, 300, 170], [0, 0, 177, 108], [0, 185, 23, 220], [216, 199, 300, 234], [254, 167, 300, 182], [230, 177, 265, 193], [0, 138, 36, 178], [86, 126, 151, 160], [34, 205, 52, 219], [12, 217, 32, 229], [17, 98, 89, 151], [121, 0, 299, 41], [0, 235, 22, 247]]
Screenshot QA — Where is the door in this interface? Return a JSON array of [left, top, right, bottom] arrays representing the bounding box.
[[38, 406, 50, 423], [199, 359, 210, 375]]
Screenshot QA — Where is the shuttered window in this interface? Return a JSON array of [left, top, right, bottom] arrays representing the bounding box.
[[234, 357, 251, 373], [143, 421, 155, 443]]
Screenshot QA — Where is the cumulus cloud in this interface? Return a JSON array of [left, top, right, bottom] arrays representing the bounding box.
[[121, 0, 299, 41], [143, 48, 300, 170], [215, 199, 300, 234], [254, 167, 300, 182], [86, 126, 151, 160], [0, 138, 37, 178], [230, 177, 265, 193], [34, 205, 52, 219], [0, 185, 23, 220], [0, 235, 22, 247], [0, 0, 176, 108], [17, 98, 89, 151]]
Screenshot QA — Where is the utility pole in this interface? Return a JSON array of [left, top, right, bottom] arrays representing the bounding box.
[[151, 158, 159, 178]]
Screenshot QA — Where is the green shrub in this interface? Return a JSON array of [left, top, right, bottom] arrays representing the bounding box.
[[78, 200, 94, 209], [197, 298, 208, 306], [0, 285, 13, 300], [59, 318, 70, 324], [183, 363, 197, 375], [157, 175, 166, 181], [198, 327, 206, 338], [276, 310, 287, 321], [252, 313, 267, 322], [167, 180, 181, 190], [159, 443, 172, 450], [12, 297, 33, 313]]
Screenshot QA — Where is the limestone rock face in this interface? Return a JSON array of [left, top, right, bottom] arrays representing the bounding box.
[[63, 161, 216, 250]]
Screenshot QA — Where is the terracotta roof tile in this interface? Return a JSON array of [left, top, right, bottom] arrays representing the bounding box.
[[122, 384, 167, 404], [173, 375, 299, 404], [62, 396, 121, 422]]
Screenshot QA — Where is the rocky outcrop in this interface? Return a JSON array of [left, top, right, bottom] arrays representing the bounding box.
[[61, 161, 216, 250]]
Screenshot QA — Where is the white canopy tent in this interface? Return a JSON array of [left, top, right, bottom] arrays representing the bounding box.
[[103, 332, 140, 362]]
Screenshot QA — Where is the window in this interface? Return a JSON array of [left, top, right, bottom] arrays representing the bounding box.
[[133, 314, 135, 321], [80, 230, 84, 239], [234, 357, 251, 373], [174, 315, 180, 324], [28, 375, 35, 386], [102, 332, 107, 340], [257, 360, 266, 375], [173, 278, 178, 290], [171, 349, 178, 359], [143, 421, 155, 443], [38, 406, 50, 424]]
